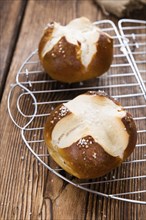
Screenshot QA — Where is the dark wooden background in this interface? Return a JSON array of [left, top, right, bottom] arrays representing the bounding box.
[[0, 0, 145, 219]]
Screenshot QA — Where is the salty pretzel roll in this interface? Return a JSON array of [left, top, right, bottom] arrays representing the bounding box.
[[38, 17, 113, 83], [44, 91, 137, 179]]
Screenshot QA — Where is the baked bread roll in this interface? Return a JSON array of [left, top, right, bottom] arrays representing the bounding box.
[[38, 17, 113, 83], [44, 91, 137, 179]]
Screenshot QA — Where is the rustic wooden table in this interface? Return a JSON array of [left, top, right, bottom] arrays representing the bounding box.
[[0, 0, 146, 219]]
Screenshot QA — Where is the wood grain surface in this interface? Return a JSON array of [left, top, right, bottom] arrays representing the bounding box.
[[0, 0, 27, 100], [0, 1, 145, 220]]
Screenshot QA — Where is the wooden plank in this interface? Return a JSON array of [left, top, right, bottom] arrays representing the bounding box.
[[0, 0, 27, 100], [0, 0, 145, 220]]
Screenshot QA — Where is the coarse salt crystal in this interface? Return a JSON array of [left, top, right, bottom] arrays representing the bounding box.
[[92, 152, 97, 159]]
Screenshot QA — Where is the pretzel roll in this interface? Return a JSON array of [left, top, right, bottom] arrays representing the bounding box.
[[38, 17, 113, 83], [44, 91, 137, 179]]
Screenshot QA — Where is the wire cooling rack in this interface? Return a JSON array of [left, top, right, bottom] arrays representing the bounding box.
[[8, 19, 146, 204]]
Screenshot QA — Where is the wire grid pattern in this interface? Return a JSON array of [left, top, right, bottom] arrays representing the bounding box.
[[8, 20, 146, 204]]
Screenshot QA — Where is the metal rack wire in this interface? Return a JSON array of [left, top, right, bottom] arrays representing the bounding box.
[[8, 19, 146, 204]]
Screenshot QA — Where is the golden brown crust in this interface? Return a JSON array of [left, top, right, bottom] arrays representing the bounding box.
[[58, 136, 122, 179], [87, 33, 113, 78], [38, 25, 54, 61], [40, 37, 85, 82], [122, 113, 137, 159], [44, 91, 137, 179]]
